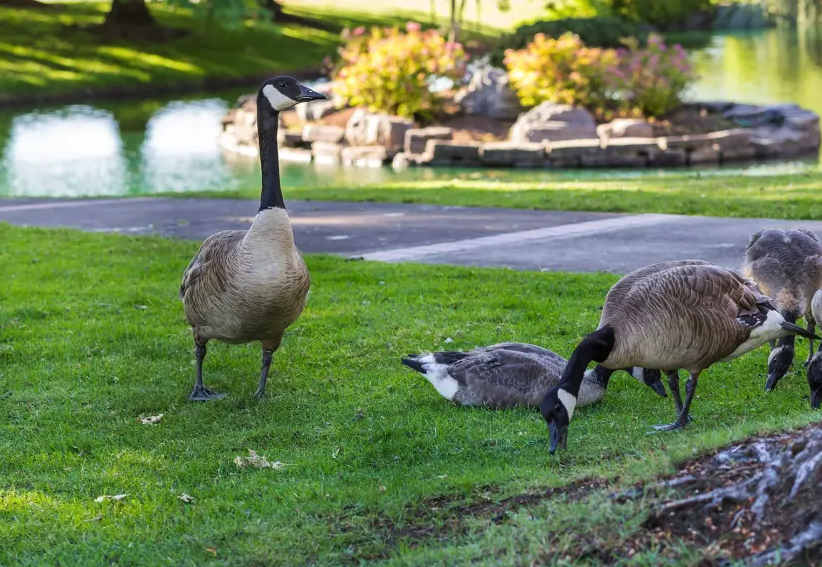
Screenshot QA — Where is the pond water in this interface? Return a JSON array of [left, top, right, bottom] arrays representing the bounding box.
[[2, 25, 821, 198]]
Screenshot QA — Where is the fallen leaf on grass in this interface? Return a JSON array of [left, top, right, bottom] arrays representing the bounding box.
[[140, 414, 163, 425], [178, 493, 195, 504], [234, 450, 284, 470], [95, 494, 128, 503], [379, 485, 386, 493], [206, 547, 217, 556]]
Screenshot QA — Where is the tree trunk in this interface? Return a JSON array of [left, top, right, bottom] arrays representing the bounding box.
[[104, 0, 155, 28]]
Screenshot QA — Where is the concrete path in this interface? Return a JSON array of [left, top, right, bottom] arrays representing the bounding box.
[[2, 197, 821, 274]]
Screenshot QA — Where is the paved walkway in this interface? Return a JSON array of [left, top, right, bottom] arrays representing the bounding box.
[[2, 197, 821, 274]]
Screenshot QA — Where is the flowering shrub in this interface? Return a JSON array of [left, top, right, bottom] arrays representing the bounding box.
[[504, 32, 622, 115], [333, 22, 468, 120], [504, 32, 695, 118], [618, 34, 695, 117]]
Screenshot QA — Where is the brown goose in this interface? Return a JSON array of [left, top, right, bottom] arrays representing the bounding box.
[[539, 260, 820, 454], [179, 76, 326, 401], [400, 342, 667, 408], [805, 289, 822, 409], [742, 228, 822, 390]]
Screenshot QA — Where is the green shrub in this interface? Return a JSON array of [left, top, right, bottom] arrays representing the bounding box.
[[504, 32, 623, 114], [332, 22, 469, 120], [504, 32, 696, 118], [491, 16, 640, 66]]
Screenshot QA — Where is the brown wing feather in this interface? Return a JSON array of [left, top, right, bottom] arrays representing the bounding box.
[[179, 231, 245, 320]]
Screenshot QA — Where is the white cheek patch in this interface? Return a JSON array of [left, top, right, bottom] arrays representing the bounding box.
[[768, 345, 787, 365], [557, 388, 577, 421], [262, 84, 297, 111]]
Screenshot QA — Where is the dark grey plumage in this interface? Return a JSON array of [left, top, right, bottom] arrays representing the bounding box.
[[742, 228, 822, 390], [401, 342, 666, 408]]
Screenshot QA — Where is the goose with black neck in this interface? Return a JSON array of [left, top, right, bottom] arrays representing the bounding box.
[[179, 76, 326, 401], [540, 260, 821, 455]]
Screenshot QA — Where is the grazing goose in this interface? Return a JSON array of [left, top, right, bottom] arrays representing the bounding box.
[[539, 260, 820, 454], [742, 228, 822, 390], [805, 289, 822, 409], [401, 342, 667, 408], [179, 76, 326, 401]]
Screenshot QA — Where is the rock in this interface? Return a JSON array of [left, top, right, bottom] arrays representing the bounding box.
[[723, 104, 784, 128], [302, 124, 345, 143], [510, 102, 597, 144], [404, 127, 453, 155], [479, 142, 546, 167], [279, 130, 305, 148], [341, 146, 389, 167], [597, 138, 659, 167], [296, 99, 340, 123], [751, 126, 820, 158], [688, 147, 721, 165], [546, 139, 601, 168], [344, 109, 415, 154], [311, 141, 346, 165], [454, 66, 523, 121], [651, 149, 687, 167], [597, 119, 654, 142], [279, 148, 313, 163], [419, 141, 481, 166], [392, 152, 410, 169]]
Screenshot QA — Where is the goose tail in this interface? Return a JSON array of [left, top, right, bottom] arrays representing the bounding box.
[[780, 321, 821, 341]]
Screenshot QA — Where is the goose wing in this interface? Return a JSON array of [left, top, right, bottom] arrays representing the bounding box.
[[478, 342, 565, 363], [179, 230, 246, 303], [449, 349, 559, 407]]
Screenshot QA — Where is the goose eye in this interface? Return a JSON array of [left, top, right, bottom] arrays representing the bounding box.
[[554, 403, 562, 413], [279, 82, 286, 88]]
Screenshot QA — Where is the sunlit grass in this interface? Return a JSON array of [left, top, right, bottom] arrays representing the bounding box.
[[180, 167, 822, 221], [0, 224, 820, 565]]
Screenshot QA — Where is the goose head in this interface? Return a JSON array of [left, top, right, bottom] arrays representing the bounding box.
[[630, 367, 667, 397], [766, 337, 795, 391], [541, 386, 575, 455], [259, 76, 327, 113], [807, 350, 822, 409]]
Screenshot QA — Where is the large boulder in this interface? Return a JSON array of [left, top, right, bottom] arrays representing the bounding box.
[[454, 66, 524, 121], [509, 102, 598, 144], [344, 109, 415, 155]]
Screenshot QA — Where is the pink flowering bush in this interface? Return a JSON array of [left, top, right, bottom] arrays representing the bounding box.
[[618, 34, 695, 117], [504, 32, 622, 115], [333, 22, 468, 120], [504, 32, 696, 118]]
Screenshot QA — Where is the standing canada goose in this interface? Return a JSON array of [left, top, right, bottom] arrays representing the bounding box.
[[742, 228, 822, 391], [805, 289, 822, 409], [400, 342, 667, 408], [179, 76, 327, 401], [539, 260, 821, 454]]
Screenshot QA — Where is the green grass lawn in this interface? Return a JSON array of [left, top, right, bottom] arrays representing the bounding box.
[[0, 0, 535, 100], [1, 223, 820, 565], [194, 167, 822, 221]]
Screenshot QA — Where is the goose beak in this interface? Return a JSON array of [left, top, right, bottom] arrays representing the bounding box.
[[647, 377, 668, 398], [765, 373, 781, 392], [548, 422, 567, 455], [812, 388, 822, 410], [297, 84, 328, 103]]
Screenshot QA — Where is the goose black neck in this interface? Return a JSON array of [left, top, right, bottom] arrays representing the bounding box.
[[559, 326, 616, 396], [257, 97, 285, 212], [587, 365, 615, 389]]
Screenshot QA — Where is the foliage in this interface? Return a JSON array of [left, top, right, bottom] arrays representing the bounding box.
[[611, 0, 712, 28], [619, 33, 696, 117], [490, 15, 642, 65], [333, 22, 468, 119], [504, 32, 695, 117], [504, 31, 622, 113]]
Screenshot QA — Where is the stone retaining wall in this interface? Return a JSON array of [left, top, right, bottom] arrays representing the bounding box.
[[218, 98, 820, 170]]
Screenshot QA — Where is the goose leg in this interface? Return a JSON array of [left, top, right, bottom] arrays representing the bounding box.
[[189, 341, 225, 401], [804, 317, 816, 367], [254, 337, 281, 399], [651, 370, 697, 432]]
